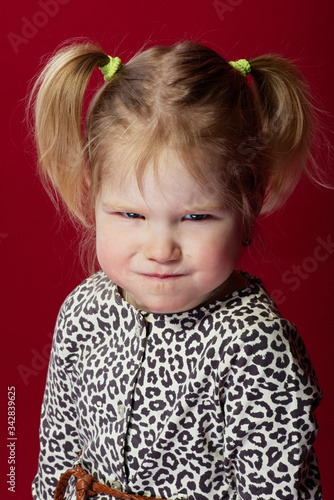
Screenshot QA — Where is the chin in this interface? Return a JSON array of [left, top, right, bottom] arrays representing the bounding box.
[[139, 297, 188, 314]]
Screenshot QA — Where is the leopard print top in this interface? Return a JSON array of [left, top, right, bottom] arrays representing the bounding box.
[[32, 270, 322, 500]]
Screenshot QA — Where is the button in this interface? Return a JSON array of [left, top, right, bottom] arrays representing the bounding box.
[[110, 480, 122, 490], [117, 402, 125, 419], [135, 324, 142, 337]]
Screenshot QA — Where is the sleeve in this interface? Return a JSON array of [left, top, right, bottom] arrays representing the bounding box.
[[220, 318, 322, 500], [32, 299, 82, 500]]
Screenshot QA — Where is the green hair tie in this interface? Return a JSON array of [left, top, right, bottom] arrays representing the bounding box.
[[229, 59, 251, 77], [99, 56, 122, 81]]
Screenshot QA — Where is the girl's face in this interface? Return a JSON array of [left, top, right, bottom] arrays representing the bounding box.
[[95, 152, 244, 313]]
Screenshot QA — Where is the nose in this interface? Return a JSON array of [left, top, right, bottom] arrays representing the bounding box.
[[144, 230, 181, 263]]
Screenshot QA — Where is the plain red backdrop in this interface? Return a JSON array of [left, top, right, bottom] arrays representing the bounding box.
[[1, 0, 334, 498]]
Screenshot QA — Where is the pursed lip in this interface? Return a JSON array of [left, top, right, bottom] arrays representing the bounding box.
[[139, 273, 186, 280]]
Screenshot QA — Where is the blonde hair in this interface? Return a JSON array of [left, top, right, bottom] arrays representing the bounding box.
[[28, 39, 319, 270]]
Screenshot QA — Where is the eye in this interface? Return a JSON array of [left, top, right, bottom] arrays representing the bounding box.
[[184, 214, 209, 221], [121, 212, 143, 219]]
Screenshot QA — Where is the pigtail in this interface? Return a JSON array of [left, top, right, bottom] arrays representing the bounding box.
[[249, 55, 315, 213], [28, 41, 110, 225]]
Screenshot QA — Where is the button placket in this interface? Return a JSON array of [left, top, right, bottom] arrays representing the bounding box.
[[122, 314, 148, 483]]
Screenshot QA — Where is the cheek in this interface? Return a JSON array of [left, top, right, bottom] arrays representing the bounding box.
[[197, 244, 240, 270], [193, 226, 242, 266], [96, 241, 128, 287], [96, 235, 113, 274], [96, 226, 123, 274], [96, 223, 138, 287]]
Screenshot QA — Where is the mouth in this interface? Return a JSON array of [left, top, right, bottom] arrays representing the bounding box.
[[140, 273, 185, 280]]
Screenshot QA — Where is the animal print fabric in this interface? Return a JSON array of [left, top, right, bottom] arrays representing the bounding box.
[[32, 271, 322, 500]]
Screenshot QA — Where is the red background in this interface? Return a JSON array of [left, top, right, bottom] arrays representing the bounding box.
[[1, 0, 334, 498]]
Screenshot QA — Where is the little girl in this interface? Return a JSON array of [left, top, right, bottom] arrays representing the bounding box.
[[31, 40, 323, 499]]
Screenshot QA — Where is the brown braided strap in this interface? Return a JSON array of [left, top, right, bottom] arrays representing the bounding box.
[[54, 463, 166, 500]]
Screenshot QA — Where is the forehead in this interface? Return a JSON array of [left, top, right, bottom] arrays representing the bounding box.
[[100, 149, 218, 206]]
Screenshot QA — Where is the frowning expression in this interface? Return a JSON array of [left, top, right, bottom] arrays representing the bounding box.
[[95, 152, 243, 313]]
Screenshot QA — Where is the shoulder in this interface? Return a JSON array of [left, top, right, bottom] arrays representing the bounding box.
[[52, 271, 120, 354], [223, 271, 281, 317], [214, 272, 287, 338], [217, 273, 321, 394], [196, 272, 293, 351], [60, 270, 116, 313]]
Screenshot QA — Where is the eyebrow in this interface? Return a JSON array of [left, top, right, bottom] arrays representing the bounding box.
[[101, 201, 226, 213], [102, 202, 224, 212], [102, 202, 139, 211], [182, 204, 226, 212]]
